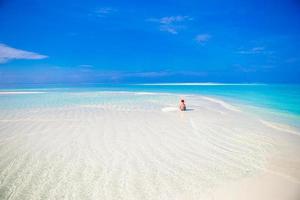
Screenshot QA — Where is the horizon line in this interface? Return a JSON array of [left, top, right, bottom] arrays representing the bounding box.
[[133, 82, 268, 86]]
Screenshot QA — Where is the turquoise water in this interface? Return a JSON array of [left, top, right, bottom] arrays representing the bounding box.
[[128, 84, 300, 116], [1, 83, 299, 128]]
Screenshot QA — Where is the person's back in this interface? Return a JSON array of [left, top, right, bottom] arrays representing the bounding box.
[[179, 99, 186, 111]]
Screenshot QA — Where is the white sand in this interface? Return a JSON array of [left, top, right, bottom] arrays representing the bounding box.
[[0, 92, 299, 200]]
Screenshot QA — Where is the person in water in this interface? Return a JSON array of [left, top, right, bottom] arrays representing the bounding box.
[[179, 99, 186, 111]]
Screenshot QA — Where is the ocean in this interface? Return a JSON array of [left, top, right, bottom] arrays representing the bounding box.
[[1, 83, 299, 129], [1, 83, 300, 199]]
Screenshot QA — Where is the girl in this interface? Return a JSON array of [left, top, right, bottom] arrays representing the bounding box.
[[179, 99, 186, 111]]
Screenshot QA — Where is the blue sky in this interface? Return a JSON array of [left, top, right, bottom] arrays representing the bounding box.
[[0, 0, 300, 84]]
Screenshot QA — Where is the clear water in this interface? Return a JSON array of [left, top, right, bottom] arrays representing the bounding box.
[[1, 83, 299, 128]]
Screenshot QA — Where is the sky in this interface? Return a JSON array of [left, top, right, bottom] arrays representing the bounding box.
[[0, 0, 300, 85]]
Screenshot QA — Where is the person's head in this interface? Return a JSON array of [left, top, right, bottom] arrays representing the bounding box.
[[181, 99, 185, 103]]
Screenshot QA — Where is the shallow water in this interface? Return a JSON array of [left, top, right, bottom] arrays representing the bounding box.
[[0, 89, 299, 200], [1, 84, 300, 128]]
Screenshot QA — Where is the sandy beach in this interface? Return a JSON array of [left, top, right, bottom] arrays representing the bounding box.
[[0, 92, 299, 200]]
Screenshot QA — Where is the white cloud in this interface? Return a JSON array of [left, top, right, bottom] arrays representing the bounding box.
[[0, 43, 48, 64], [159, 25, 181, 34], [78, 64, 94, 68], [147, 15, 192, 34], [78, 64, 94, 72], [93, 7, 117, 17], [159, 16, 192, 24], [252, 47, 264, 52], [237, 47, 272, 55], [195, 34, 211, 44]]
